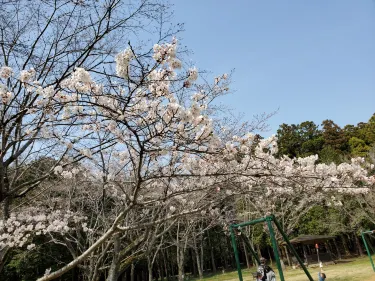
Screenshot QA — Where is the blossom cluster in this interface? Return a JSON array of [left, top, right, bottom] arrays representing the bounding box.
[[54, 165, 81, 179], [0, 209, 88, 249], [153, 38, 179, 67], [115, 48, 134, 78], [61, 67, 102, 94], [20, 68, 36, 83], [0, 66, 13, 79], [0, 84, 12, 104]]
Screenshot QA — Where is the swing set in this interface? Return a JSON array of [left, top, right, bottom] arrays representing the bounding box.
[[361, 230, 375, 272], [230, 214, 314, 281]]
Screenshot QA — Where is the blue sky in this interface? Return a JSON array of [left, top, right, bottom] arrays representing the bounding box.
[[173, 0, 375, 135]]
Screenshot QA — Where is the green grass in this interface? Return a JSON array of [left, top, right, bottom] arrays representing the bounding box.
[[192, 257, 375, 281]]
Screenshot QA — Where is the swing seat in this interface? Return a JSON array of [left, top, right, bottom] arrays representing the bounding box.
[[252, 272, 259, 280]]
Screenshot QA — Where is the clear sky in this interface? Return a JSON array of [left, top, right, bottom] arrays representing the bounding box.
[[173, 0, 375, 135]]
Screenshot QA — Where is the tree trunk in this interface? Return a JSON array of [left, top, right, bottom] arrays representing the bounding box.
[[302, 245, 308, 263], [282, 245, 287, 262], [256, 244, 262, 258], [121, 271, 127, 281], [223, 239, 229, 269], [325, 242, 333, 262], [200, 235, 204, 274], [284, 246, 291, 267], [354, 234, 364, 256], [162, 250, 169, 281], [207, 231, 217, 273], [191, 249, 197, 276], [171, 248, 175, 278], [194, 246, 203, 279], [242, 240, 251, 269], [131, 263, 135, 281], [248, 240, 257, 267], [2, 177, 10, 220], [0, 246, 10, 274], [72, 267, 78, 281], [107, 234, 120, 281], [177, 246, 185, 281], [224, 255, 228, 270], [267, 247, 273, 265], [341, 235, 350, 256], [148, 256, 153, 281], [333, 239, 342, 260], [159, 259, 164, 281]]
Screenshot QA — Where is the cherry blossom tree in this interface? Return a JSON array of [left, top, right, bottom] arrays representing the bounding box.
[[0, 0, 181, 218], [0, 0, 183, 274], [1, 2, 374, 280]]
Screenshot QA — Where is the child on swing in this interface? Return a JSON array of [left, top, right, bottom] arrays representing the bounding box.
[[256, 257, 276, 281]]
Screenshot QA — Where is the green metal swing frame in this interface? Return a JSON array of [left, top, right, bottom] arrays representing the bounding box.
[[361, 230, 375, 272], [230, 214, 314, 281]]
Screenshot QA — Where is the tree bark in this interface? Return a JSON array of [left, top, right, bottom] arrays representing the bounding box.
[[159, 259, 164, 281], [177, 245, 185, 281], [228, 237, 235, 268], [341, 235, 350, 256], [107, 234, 121, 281], [354, 234, 364, 256], [2, 196, 10, 221], [200, 234, 204, 274], [242, 240, 251, 269], [302, 245, 308, 263], [190, 249, 196, 276], [284, 246, 291, 267], [256, 244, 262, 258], [267, 247, 273, 265], [148, 256, 153, 281], [333, 239, 342, 260], [194, 245, 203, 279], [0, 246, 10, 274], [170, 248, 175, 277], [162, 250, 170, 281], [207, 231, 217, 274], [131, 263, 135, 281]]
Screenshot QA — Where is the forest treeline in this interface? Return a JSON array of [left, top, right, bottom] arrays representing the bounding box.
[[276, 114, 375, 162]]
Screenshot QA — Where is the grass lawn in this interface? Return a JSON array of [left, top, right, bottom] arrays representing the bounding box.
[[192, 257, 375, 281]]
